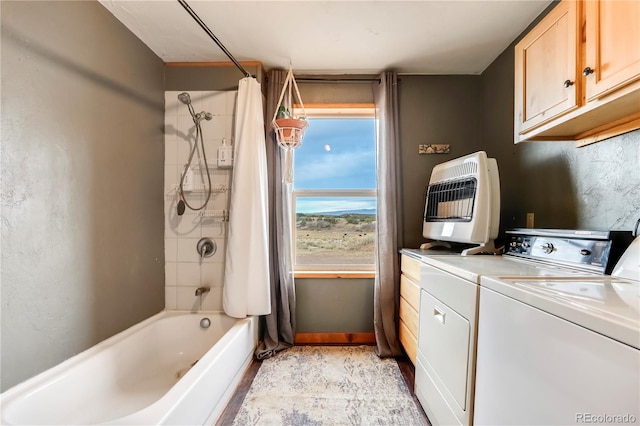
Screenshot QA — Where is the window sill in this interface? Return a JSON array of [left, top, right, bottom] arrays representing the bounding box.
[[294, 271, 376, 279]]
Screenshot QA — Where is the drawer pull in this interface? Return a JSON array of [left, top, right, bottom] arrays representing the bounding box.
[[434, 306, 446, 325]]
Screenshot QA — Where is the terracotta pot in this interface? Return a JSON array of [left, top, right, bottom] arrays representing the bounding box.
[[273, 118, 309, 144]]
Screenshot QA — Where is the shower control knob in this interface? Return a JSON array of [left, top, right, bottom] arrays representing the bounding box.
[[540, 242, 555, 254]]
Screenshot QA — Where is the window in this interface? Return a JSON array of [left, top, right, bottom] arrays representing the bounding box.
[[292, 105, 376, 272]]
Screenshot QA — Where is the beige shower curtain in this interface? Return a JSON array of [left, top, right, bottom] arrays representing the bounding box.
[[373, 71, 403, 357]]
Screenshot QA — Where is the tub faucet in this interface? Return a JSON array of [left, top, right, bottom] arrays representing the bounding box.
[[195, 286, 210, 296]]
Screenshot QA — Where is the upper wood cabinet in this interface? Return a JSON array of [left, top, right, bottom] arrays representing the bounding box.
[[515, 0, 640, 146], [584, 0, 640, 101], [515, 0, 579, 135]]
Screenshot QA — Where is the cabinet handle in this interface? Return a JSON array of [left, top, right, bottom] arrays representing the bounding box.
[[433, 306, 446, 325], [583, 67, 595, 76], [563, 80, 574, 88]]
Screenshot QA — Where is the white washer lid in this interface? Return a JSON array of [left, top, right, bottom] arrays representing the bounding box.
[[481, 275, 640, 349], [419, 255, 598, 284]]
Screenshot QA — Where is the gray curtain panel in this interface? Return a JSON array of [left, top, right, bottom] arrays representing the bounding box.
[[255, 69, 297, 359], [373, 71, 404, 357]]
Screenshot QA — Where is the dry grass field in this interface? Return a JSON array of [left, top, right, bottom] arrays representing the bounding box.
[[295, 214, 376, 265]]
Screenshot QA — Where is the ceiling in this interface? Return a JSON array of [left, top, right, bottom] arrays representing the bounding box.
[[99, 0, 552, 75]]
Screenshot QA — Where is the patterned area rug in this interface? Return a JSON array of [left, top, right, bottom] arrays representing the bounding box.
[[232, 346, 427, 425]]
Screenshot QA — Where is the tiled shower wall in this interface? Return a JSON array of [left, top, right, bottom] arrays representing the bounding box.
[[164, 90, 237, 311]]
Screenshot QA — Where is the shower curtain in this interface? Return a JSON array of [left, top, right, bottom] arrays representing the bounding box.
[[373, 71, 403, 357], [223, 77, 271, 318]]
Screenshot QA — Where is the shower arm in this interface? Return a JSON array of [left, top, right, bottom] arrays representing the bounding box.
[[177, 0, 252, 79]]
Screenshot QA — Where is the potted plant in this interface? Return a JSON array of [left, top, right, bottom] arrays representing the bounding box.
[[273, 106, 308, 147]]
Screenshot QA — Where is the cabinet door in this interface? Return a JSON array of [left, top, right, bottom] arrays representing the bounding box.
[[419, 290, 470, 411], [515, 0, 579, 137], [584, 0, 640, 101]]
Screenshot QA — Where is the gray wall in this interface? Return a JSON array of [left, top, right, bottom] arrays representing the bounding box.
[[1, 1, 165, 391], [481, 7, 640, 233], [165, 64, 264, 91], [398, 76, 483, 249], [296, 279, 374, 332]]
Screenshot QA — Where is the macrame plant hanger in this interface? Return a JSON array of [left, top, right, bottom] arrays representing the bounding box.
[[271, 65, 308, 183]]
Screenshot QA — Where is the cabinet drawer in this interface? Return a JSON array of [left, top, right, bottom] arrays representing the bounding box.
[[400, 274, 420, 312], [419, 289, 470, 411], [401, 255, 421, 282], [399, 319, 417, 365], [399, 296, 419, 337]]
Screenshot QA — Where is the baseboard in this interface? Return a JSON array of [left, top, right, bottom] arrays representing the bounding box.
[[295, 332, 376, 345]]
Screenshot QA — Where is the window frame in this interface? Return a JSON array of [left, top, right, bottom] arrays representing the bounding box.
[[290, 104, 377, 274]]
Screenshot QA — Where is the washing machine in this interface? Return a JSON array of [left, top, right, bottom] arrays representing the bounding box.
[[474, 236, 640, 425]]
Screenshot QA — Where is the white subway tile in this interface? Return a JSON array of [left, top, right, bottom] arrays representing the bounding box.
[[166, 90, 236, 307], [165, 139, 178, 165], [164, 238, 178, 262], [167, 211, 201, 239], [177, 140, 194, 167], [176, 287, 201, 311], [189, 91, 204, 112], [202, 91, 227, 116], [199, 116, 226, 140], [164, 164, 179, 191], [177, 114, 195, 136], [177, 238, 202, 263], [201, 287, 223, 311], [165, 286, 177, 310], [225, 115, 235, 140], [176, 262, 202, 287], [165, 262, 178, 286], [199, 220, 227, 238], [200, 262, 225, 288], [226, 91, 238, 115]]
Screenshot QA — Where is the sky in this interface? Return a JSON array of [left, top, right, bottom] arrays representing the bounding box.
[[293, 118, 377, 214]]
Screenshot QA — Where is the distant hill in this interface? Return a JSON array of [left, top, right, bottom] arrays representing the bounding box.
[[313, 209, 376, 216]]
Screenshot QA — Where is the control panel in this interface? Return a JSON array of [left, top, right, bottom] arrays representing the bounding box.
[[505, 235, 612, 274]]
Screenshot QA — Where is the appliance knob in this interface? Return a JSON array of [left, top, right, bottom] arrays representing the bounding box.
[[580, 249, 592, 256], [540, 242, 555, 254], [522, 241, 530, 249]]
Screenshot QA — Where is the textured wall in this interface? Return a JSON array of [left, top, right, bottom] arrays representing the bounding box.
[[398, 76, 483, 249], [1, 1, 165, 391], [481, 6, 640, 233]]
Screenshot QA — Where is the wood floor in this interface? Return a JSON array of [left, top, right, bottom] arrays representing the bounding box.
[[215, 347, 431, 425]]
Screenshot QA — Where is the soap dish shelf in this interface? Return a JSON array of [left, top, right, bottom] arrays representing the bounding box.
[[197, 209, 229, 221]]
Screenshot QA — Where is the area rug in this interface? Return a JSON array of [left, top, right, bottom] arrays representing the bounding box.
[[231, 345, 427, 425]]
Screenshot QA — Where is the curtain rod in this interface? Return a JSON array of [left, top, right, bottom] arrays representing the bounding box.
[[294, 77, 381, 83], [177, 0, 252, 78]]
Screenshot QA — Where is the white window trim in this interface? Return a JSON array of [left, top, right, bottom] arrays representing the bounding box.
[[291, 105, 376, 273]]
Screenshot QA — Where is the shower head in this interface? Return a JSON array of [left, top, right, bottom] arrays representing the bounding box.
[[177, 92, 191, 105]]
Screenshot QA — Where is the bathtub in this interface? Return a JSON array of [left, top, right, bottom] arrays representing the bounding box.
[[0, 311, 257, 425]]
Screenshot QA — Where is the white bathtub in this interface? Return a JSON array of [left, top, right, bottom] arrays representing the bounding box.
[[0, 311, 257, 425]]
